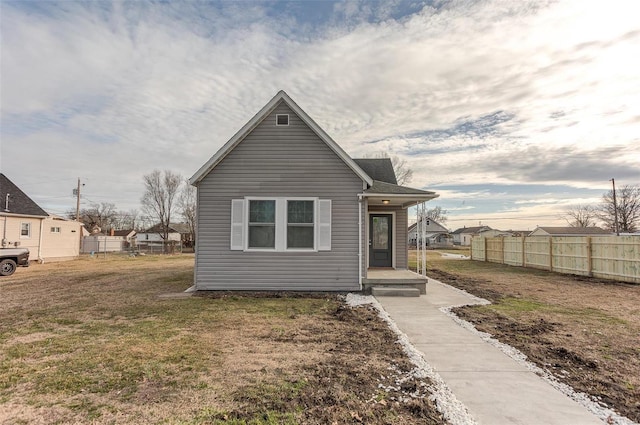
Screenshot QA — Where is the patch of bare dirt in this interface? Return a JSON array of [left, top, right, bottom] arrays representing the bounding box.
[[427, 268, 503, 301], [430, 263, 640, 422], [0, 256, 446, 424], [204, 300, 444, 424]]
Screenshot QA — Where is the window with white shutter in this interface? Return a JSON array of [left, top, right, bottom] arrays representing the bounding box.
[[230, 199, 245, 250], [318, 200, 331, 251], [230, 197, 331, 252]]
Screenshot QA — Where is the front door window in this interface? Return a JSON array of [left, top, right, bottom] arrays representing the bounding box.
[[369, 214, 392, 267]]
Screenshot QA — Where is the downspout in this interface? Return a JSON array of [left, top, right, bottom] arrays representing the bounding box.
[[2, 216, 7, 247], [38, 218, 44, 262], [358, 194, 363, 290]]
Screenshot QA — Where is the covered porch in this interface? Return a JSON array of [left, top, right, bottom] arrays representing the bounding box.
[[360, 180, 438, 294]]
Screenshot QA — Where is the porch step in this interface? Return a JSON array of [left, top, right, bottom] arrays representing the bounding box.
[[371, 286, 421, 297]]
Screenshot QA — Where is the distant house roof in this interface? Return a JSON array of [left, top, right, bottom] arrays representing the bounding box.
[[113, 229, 136, 237], [451, 226, 491, 235], [531, 226, 610, 236], [506, 230, 532, 237], [0, 174, 49, 217], [353, 158, 397, 184], [142, 223, 191, 234]]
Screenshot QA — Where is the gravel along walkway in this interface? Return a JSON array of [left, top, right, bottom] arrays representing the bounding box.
[[368, 278, 611, 425]]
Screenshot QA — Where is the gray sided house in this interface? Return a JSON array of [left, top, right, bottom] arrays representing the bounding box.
[[189, 91, 438, 291]]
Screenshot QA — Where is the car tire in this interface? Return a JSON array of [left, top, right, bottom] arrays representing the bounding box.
[[0, 259, 17, 276]]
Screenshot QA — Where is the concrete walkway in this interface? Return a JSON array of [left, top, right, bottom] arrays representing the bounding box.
[[375, 278, 603, 425]]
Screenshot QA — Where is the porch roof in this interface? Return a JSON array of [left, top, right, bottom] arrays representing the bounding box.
[[361, 180, 439, 208]]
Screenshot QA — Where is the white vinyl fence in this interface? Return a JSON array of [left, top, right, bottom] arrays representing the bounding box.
[[471, 236, 640, 284], [82, 236, 125, 253]]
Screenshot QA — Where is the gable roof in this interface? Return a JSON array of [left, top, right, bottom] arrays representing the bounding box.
[[533, 226, 610, 235], [190, 90, 373, 186], [408, 219, 449, 233], [353, 158, 397, 184], [0, 174, 49, 217]]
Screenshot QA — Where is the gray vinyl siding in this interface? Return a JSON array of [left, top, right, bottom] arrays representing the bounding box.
[[396, 208, 408, 269], [195, 101, 363, 291]]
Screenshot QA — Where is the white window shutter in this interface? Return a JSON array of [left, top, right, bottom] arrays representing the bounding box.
[[318, 199, 331, 251], [230, 199, 245, 250]]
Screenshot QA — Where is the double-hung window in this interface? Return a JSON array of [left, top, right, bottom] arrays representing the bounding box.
[[248, 200, 276, 249], [20, 223, 31, 238], [231, 197, 331, 252], [287, 200, 314, 249]]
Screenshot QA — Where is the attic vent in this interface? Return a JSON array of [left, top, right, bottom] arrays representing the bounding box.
[[276, 114, 289, 126]]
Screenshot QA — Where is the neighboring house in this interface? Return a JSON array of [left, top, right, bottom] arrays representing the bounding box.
[[189, 90, 438, 291], [135, 223, 191, 246], [114, 229, 136, 248], [408, 219, 452, 248], [528, 226, 611, 237], [451, 226, 492, 246], [1, 174, 83, 262], [477, 229, 513, 238]]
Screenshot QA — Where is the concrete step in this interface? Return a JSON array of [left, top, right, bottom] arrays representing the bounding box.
[[371, 286, 421, 297]]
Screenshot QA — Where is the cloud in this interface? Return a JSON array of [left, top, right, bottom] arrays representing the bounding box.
[[1, 0, 638, 224], [464, 145, 640, 185]]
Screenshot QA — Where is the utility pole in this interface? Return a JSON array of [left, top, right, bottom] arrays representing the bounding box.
[[74, 178, 85, 255], [75, 178, 82, 222], [611, 178, 619, 236]]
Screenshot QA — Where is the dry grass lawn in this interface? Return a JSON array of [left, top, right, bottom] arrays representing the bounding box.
[[0, 254, 444, 424], [416, 250, 640, 422]]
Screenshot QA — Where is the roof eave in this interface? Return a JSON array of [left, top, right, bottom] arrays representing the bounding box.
[[361, 193, 439, 199], [0, 212, 49, 218]]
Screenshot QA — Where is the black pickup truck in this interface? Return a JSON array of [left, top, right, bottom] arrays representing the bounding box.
[[0, 247, 30, 276]]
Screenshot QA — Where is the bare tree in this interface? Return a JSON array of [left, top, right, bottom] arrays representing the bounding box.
[[178, 180, 196, 248], [363, 151, 414, 185], [564, 204, 598, 227], [68, 202, 118, 233], [599, 184, 640, 233], [141, 170, 183, 251], [423, 206, 448, 225], [112, 209, 139, 230]]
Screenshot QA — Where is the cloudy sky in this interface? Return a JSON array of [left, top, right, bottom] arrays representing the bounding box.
[[1, 0, 639, 231]]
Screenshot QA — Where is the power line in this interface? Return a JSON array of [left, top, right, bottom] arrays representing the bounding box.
[[446, 214, 561, 221]]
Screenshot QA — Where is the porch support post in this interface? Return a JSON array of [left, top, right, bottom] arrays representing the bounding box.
[[358, 194, 363, 289], [416, 203, 420, 274], [416, 202, 421, 275], [421, 202, 426, 276]]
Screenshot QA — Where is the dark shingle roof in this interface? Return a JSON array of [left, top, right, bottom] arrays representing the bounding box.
[[353, 159, 397, 184], [143, 223, 191, 234], [113, 229, 136, 237], [0, 174, 48, 217], [364, 180, 436, 196]]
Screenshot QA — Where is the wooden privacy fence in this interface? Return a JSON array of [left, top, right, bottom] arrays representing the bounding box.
[[471, 236, 640, 284]]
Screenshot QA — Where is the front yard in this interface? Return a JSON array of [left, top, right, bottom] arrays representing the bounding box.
[[0, 255, 444, 424], [422, 250, 640, 423]]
